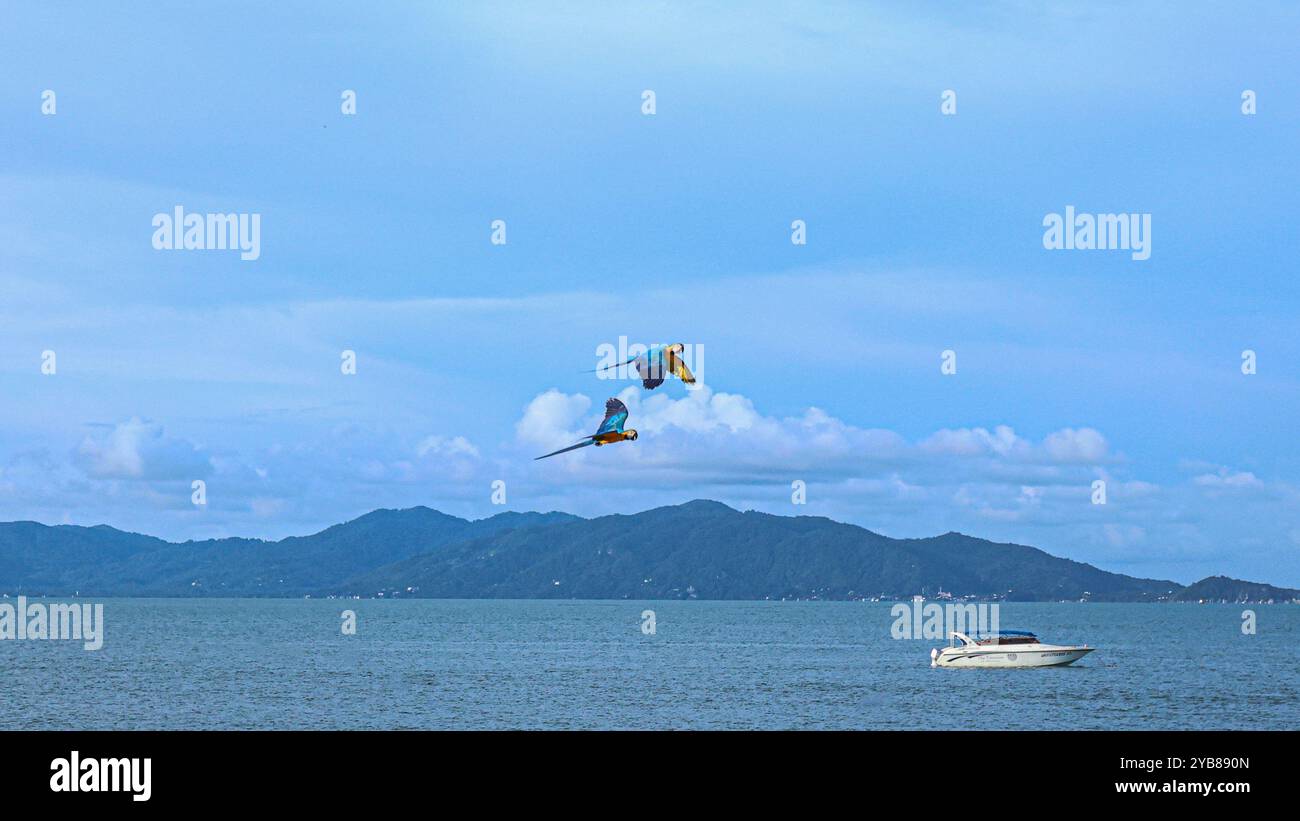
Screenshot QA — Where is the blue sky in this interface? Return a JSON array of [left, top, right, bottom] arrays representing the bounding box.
[[2, 2, 1299, 585]]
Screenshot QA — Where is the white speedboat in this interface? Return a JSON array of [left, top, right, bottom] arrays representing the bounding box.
[[931, 630, 1094, 668]]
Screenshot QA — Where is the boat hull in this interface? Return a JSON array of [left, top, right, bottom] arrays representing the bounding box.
[[934, 646, 1093, 668]]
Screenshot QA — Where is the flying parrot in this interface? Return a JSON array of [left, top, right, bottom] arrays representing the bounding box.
[[534, 397, 639, 460], [595, 343, 696, 389]]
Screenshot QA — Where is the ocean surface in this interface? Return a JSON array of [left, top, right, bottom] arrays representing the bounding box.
[[2, 598, 1296, 730]]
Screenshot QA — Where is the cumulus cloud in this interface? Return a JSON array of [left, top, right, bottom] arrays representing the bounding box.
[[517, 385, 916, 481], [1043, 427, 1109, 463], [922, 425, 1027, 458], [517, 386, 1112, 492], [75, 418, 211, 480], [634, 388, 771, 435], [516, 390, 592, 446], [920, 425, 1109, 464], [1193, 469, 1263, 489], [415, 435, 479, 459]]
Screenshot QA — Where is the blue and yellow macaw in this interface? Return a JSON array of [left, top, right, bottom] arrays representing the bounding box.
[[596, 343, 696, 390], [534, 398, 639, 460]]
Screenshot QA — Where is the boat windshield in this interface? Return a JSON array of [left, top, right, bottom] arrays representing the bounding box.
[[972, 631, 1038, 646]]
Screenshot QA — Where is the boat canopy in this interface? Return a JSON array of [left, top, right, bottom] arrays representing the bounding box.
[[950, 629, 1040, 647]]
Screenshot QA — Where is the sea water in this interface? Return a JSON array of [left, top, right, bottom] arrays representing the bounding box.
[[1, 598, 1294, 730]]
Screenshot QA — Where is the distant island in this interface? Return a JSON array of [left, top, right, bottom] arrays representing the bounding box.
[[1, 500, 1296, 603]]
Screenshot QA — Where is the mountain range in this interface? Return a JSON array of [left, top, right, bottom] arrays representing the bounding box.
[[1, 500, 1295, 602]]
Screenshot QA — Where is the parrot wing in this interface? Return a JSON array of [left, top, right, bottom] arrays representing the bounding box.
[[595, 397, 629, 435], [635, 357, 665, 390], [666, 347, 696, 384]]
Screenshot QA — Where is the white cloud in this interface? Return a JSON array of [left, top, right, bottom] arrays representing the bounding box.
[[918, 425, 1108, 464], [75, 417, 210, 480], [519, 387, 1109, 490], [922, 425, 1027, 458], [1043, 427, 1109, 463], [416, 435, 480, 459], [1193, 469, 1263, 489], [515, 390, 592, 446]]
